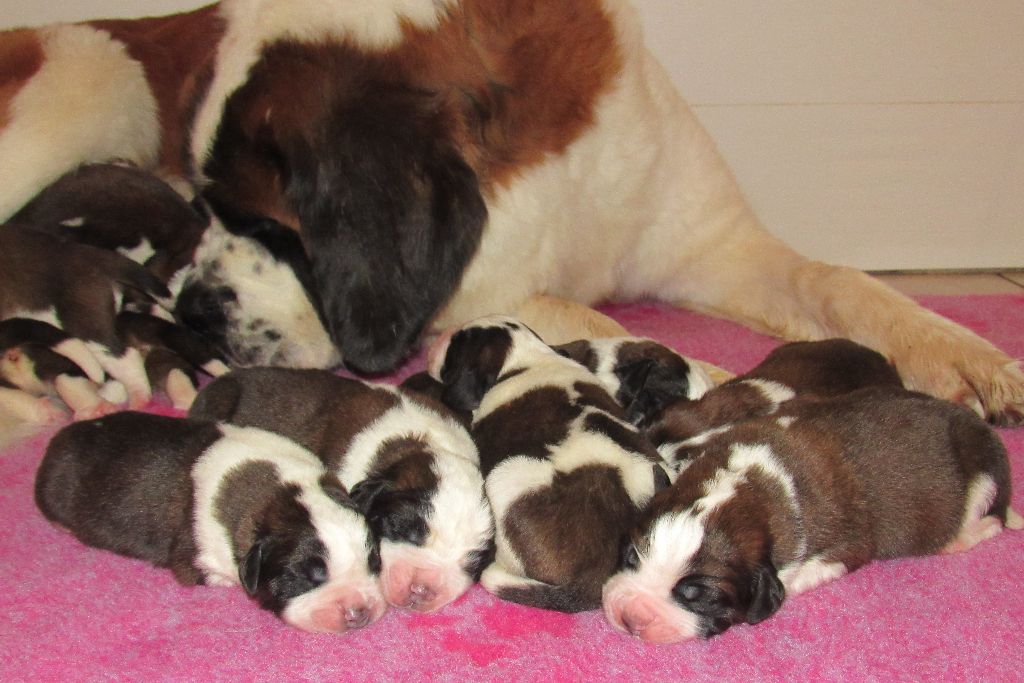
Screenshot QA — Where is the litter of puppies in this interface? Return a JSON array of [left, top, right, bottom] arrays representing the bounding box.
[[29, 313, 1020, 642]]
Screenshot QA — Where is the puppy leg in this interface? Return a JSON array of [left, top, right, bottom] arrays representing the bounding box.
[[0, 386, 65, 424], [662, 228, 1023, 424], [53, 375, 116, 420]]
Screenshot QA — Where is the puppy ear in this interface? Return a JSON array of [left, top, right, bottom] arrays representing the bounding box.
[[349, 478, 394, 515], [437, 327, 509, 412], [617, 358, 692, 427], [744, 563, 786, 624], [239, 537, 267, 596], [350, 479, 429, 545], [288, 91, 487, 374]]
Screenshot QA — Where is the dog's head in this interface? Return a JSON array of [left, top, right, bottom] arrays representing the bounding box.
[[186, 41, 487, 374], [554, 337, 714, 426], [602, 455, 786, 644], [349, 445, 494, 613], [238, 471, 387, 634], [427, 315, 551, 413]]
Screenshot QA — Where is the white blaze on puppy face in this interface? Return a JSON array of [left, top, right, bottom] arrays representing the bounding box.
[[339, 390, 492, 611], [280, 487, 387, 634], [603, 510, 706, 644], [604, 442, 803, 643], [379, 455, 493, 612], [191, 425, 385, 631]]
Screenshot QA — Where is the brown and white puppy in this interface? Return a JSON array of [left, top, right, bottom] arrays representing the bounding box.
[[35, 411, 386, 634], [553, 336, 715, 426], [11, 162, 209, 288], [603, 387, 1022, 644], [0, 224, 171, 406], [116, 310, 228, 410], [648, 339, 904, 465], [189, 368, 493, 612], [429, 315, 670, 612]]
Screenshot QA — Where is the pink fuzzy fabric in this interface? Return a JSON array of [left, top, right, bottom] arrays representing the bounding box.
[[2, 295, 1022, 681]]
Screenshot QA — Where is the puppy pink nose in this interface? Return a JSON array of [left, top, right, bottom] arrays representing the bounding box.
[[405, 583, 437, 609], [344, 606, 371, 630]]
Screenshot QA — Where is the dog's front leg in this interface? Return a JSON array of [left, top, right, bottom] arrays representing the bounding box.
[[666, 224, 1023, 425]]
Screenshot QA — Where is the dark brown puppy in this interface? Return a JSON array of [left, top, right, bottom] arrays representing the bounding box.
[[36, 411, 385, 633], [11, 163, 208, 285], [0, 223, 170, 406], [190, 367, 492, 613], [648, 339, 903, 464], [604, 387, 1021, 644], [429, 315, 670, 612]]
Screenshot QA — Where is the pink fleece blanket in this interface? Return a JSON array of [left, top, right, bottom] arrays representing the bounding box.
[[2, 295, 1022, 682]]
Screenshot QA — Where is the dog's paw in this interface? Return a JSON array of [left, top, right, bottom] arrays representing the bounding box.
[[889, 336, 1024, 426]]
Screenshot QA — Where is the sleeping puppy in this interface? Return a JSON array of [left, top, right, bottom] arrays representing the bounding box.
[[553, 337, 715, 426], [647, 339, 904, 464], [603, 387, 1022, 644], [189, 368, 493, 613], [11, 162, 209, 288], [35, 411, 386, 634], [0, 224, 171, 406], [429, 315, 670, 612], [117, 311, 229, 410]]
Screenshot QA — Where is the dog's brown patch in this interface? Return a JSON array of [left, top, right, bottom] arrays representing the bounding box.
[[205, 0, 621, 223], [402, 0, 624, 190], [89, 5, 225, 176], [0, 29, 44, 129]]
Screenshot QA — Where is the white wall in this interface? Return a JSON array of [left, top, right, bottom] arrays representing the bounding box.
[[2, 0, 1021, 270]]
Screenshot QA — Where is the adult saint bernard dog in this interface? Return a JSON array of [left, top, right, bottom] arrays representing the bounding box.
[[0, 0, 1021, 425]]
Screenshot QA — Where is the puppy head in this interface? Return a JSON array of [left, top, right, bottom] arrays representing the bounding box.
[[555, 337, 714, 426], [174, 218, 341, 369], [428, 315, 550, 413], [603, 502, 784, 644], [350, 447, 493, 612], [239, 474, 386, 633], [200, 45, 487, 374]]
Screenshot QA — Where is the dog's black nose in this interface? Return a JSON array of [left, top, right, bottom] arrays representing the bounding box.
[[174, 283, 234, 338]]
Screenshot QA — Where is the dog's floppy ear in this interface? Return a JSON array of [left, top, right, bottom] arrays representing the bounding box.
[[437, 327, 511, 413], [240, 536, 269, 596], [286, 89, 487, 374], [744, 562, 786, 625], [616, 358, 693, 427]]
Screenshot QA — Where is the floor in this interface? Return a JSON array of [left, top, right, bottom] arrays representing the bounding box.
[[1, 271, 1022, 452], [872, 271, 1024, 296]]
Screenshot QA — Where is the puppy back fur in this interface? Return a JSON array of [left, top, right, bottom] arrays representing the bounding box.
[[437, 317, 666, 612], [35, 412, 222, 584]]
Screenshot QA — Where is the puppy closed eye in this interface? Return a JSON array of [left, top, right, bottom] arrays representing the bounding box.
[[619, 541, 640, 571], [674, 581, 704, 602], [299, 557, 329, 586]]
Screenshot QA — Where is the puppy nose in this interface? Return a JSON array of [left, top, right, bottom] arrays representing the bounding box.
[[405, 583, 437, 609], [621, 609, 653, 637], [344, 606, 371, 630]]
